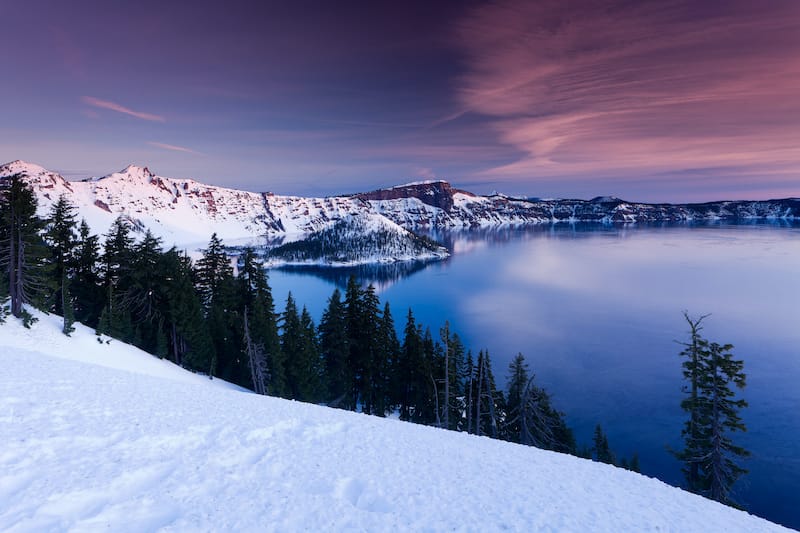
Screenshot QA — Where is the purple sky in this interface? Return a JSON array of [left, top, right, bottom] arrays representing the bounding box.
[[3, 0, 800, 201]]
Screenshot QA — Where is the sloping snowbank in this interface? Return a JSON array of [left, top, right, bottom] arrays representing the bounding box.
[[0, 310, 243, 391], [0, 314, 789, 532]]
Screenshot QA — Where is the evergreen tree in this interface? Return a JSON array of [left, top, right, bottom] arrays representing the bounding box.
[[160, 249, 213, 372], [419, 327, 440, 426], [124, 230, 165, 352], [514, 369, 575, 453], [358, 284, 382, 415], [298, 306, 323, 402], [0, 175, 50, 322], [505, 353, 529, 443], [238, 247, 284, 396], [281, 294, 321, 401], [396, 309, 423, 422], [675, 312, 711, 492], [195, 233, 233, 311], [438, 322, 465, 430], [72, 220, 104, 327], [319, 288, 350, 408], [464, 351, 475, 434], [698, 342, 749, 505], [343, 275, 363, 411], [473, 350, 503, 438], [630, 453, 641, 473], [97, 217, 135, 341], [592, 424, 615, 464], [194, 233, 236, 378], [373, 301, 399, 417], [43, 195, 78, 334], [675, 314, 749, 505]]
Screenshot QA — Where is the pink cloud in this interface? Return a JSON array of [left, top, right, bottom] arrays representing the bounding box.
[[452, 0, 800, 194], [82, 96, 165, 122], [147, 141, 201, 155]]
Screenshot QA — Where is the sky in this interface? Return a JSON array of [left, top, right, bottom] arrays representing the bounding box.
[[2, 0, 800, 201]]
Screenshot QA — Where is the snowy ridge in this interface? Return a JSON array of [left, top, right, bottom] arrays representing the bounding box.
[[2, 161, 798, 251], [0, 313, 789, 531]]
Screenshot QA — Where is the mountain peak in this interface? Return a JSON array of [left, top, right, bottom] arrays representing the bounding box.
[[121, 163, 153, 175], [107, 164, 156, 183], [0, 160, 52, 176]]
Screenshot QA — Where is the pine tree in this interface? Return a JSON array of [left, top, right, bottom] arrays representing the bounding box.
[[319, 288, 350, 408], [509, 364, 575, 453], [195, 233, 233, 310], [675, 312, 711, 492], [505, 353, 529, 443], [43, 195, 78, 334], [282, 293, 321, 401], [358, 284, 381, 415], [298, 306, 323, 402], [464, 351, 475, 434], [374, 301, 399, 417], [438, 322, 464, 430], [675, 315, 749, 506], [698, 342, 749, 505], [630, 453, 641, 473], [473, 350, 503, 437], [97, 217, 135, 341], [124, 230, 165, 352], [72, 220, 104, 328], [592, 424, 615, 464], [160, 248, 213, 372], [396, 309, 423, 422], [238, 247, 284, 396], [194, 233, 236, 378], [343, 275, 363, 411], [0, 175, 50, 322]]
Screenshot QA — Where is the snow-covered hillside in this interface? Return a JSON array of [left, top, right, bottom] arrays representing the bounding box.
[[0, 313, 789, 532], [264, 213, 449, 266], [0, 160, 369, 248], [1, 160, 798, 252]]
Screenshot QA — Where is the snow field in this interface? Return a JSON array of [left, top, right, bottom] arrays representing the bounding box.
[[0, 313, 791, 532]]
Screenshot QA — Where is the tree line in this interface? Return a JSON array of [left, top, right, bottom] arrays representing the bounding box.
[[0, 175, 749, 508]]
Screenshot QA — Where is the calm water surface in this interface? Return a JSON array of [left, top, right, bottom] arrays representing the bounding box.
[[267, 224, 800, 529]]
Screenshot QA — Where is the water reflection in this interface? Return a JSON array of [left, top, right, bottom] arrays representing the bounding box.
[[266, 222, 800, 529], [273, 260, 442, 292]]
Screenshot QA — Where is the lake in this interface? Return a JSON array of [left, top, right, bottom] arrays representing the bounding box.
[[267, 223, 800, 529]]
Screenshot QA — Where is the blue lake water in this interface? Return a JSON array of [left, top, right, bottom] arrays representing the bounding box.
[[267, 223, 800, 529]]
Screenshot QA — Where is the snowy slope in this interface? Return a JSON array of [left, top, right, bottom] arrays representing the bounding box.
[[0, 315, 789, 532], [2, 160, 797, 251], [0, 161, 369, 248]]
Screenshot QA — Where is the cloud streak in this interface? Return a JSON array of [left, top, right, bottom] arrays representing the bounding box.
[[82, 96, 165, 122], [453, 0, 800, 198], [147, 141, 201, 155]]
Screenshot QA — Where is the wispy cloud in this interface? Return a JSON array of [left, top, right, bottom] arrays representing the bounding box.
[[412, 167, 437, 180], [82, 96, 165, 122], [453, 0, 800, 195], [147, 141, 201, 155]]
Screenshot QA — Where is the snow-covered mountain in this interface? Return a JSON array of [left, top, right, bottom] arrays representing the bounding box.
[[2, 160, 798, 250], [0, 160, 369, 247], [0, 311, 790, 531]]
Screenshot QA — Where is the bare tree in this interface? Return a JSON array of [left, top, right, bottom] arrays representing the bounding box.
[[244, 307, 269, 395]]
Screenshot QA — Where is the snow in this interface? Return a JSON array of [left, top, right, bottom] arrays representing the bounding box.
[[390, 179, 448, 188], [0, 313, 789, 532]]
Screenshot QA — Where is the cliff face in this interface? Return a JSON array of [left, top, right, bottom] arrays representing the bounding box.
[[356, 181, 475, 212]]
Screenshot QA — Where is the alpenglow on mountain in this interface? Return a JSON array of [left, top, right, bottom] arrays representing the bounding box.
[[2, 160, 798, 248]]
